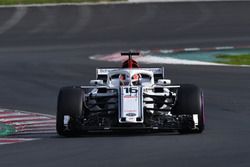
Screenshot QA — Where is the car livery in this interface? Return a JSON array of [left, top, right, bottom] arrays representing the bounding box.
[[56, 52, 205, 136]]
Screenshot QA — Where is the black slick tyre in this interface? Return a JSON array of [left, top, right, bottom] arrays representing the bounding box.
[[173, 84, 205, 134], [56, 87, 83, 136]]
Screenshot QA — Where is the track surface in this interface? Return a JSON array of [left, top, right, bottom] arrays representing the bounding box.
[[0, 1, 250, 167]]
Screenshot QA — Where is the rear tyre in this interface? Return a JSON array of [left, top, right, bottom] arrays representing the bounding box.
[[173, 84, 205, 134], [56, 87, 84, 136]]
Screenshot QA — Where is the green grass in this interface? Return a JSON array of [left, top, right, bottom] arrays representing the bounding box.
[[216, 54, 250, 65], [0, 0, 123, 5], [0, 123, 16, 137]]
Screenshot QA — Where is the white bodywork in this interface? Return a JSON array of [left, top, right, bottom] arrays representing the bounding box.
[[91, 68, 172, 124], [120, 86, 143, 123], [86, 67, 199, 128]]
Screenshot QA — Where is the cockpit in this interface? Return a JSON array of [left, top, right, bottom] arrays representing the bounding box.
[[108, 69, 154, 87]]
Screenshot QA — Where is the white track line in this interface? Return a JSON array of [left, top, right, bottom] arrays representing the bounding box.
[[0, 113, 30, 117], [0, 116, 53, 122], [11, 120, 56, 126], [15, 124, 55, 129], [90, 45, 250, 67], [0, 0, 244, 8], [0, 7, 27, 34], [90, 53, 221, 66], [138, 55, 222, 65], [15, 123, 55, 127], [66, 6, 92, 35], [16, 127, 56, 132], [17, 127, 56, 131], [17, 130, 56, 135], [0, 1, 127, 8]]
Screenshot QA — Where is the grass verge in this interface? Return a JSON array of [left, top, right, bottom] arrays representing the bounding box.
[[0, 123, 16, 137], [216, 54, 250, 65], [0, 0, 124, 5]]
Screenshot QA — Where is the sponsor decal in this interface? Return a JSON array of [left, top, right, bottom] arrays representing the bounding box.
[[125, 110, 137, 112], [126, 113, 136, 117], [124, 95, 137, 98]]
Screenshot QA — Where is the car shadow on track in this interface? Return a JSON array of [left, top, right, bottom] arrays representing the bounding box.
[[51, 131, 200, 139]]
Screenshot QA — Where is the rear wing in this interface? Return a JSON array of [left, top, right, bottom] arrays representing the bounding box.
[[96, 67, 164, 82]]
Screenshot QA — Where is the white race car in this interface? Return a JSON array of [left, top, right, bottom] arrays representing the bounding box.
[[56, 52, 205, 136]]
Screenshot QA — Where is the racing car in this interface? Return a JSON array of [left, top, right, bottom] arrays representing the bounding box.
[[56, 52, 205, 136]]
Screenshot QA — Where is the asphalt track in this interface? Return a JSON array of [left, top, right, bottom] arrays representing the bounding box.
[[0, 1, 250, 167]]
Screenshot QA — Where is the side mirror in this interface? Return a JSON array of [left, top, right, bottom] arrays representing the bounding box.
[[157, 79, 171, 85], [90, 80, 104, 86]]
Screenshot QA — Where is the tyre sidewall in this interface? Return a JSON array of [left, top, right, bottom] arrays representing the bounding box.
[[56, 87, 83, 136], [173, 84, 205, 133]]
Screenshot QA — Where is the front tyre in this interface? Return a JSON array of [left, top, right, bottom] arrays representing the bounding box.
[[56, 87, 83, 136], [173, 84, 205, 134]]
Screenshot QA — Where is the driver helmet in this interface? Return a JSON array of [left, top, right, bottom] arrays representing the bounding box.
[[119, 74, 128, 85], [132, 73, 141, 85]]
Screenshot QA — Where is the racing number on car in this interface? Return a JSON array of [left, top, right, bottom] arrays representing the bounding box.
[[124, 87, 138, 94]]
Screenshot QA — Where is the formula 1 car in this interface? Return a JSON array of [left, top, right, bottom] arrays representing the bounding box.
[[56, 52, 205, 136]]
